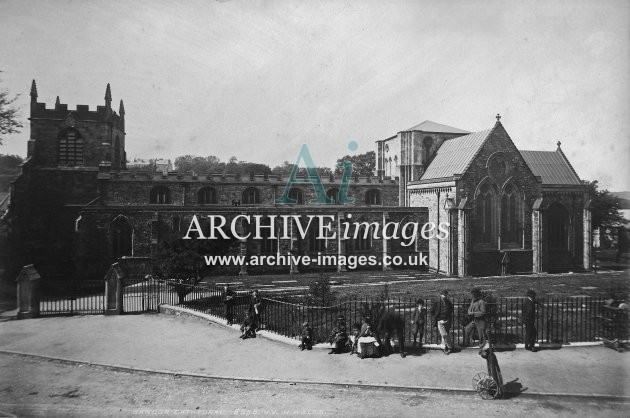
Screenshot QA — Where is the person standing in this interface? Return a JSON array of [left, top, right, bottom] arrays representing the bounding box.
[[431, 289, 454, 355], [464, 288, 487, 348], [523, 289, 540, 352], [249, 290, 263, 330], [222, 285, 235, 326], [410, 299, 426, 349]]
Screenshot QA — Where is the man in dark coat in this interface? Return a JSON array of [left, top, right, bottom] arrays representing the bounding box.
[[222, 285, 235, 326], [249, 290, 263, 330], [523, 289, 540, 352], [431, 289, 454, 354]]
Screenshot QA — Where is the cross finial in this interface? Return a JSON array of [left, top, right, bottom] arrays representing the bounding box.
[[496, 113, 501, 122]]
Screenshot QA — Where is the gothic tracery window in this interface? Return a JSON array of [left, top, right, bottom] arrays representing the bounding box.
[[475, 182, 497, 246], [501, 183, 521, 245]]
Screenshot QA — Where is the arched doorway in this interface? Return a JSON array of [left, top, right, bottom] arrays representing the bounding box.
[[546, 202, 571, 271], [111, 216, 133, 258]]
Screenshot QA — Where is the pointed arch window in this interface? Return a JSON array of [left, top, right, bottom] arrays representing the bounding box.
[[475, 182, 497, 246], [197, 187, 218, 204], [242, 187, 261, 205], [365, 189, 382, 205], [150, 186, 171, 204], [501, 183, 522, 245], [326, 187, 340, 204], [288, 188, 304, 205], [58, 128, 83, 166]]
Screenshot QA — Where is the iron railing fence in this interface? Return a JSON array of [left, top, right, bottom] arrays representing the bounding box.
[[39, 280, 105, 316], [35, 278, 629, 345], [155, 281, 627, 345]]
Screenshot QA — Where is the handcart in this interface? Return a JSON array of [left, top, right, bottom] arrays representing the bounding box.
[[595, 304, 629, 352], [472, 330, 504, 400]]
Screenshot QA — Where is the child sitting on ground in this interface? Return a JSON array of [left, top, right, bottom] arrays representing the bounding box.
[[299, 321, 313, 351], [240, 313, 257, 339], [349, 323, 362, 354]]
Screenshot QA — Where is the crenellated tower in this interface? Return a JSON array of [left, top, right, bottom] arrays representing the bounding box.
[[27, 80, 126, 170]]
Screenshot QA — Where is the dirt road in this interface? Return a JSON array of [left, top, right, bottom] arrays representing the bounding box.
[[0, 353, 627, 418]]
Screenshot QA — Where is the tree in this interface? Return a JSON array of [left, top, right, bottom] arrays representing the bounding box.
[[0, 154, 23, 174], [153, 227, 236, 304], [587, 181, 627, 229], [334, 151, 376, 177], [0, 79, 22, 145], [307, 275, 336, 306]]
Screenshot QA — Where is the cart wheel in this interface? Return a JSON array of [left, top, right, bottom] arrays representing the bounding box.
[[476, 377, 499, 400], [472, 372, 489, 391]]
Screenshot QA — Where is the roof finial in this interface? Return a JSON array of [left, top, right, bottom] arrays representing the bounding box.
[[30, 79, 38, 102], [119, 99, 125, 117], [55, 96, 60, 108], [496, 113, 501, 122], [105, 83, 112, 108], [556, 140, 562, 150]]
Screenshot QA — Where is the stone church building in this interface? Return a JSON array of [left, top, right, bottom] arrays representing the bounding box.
[[376, 118, 591, 276], [6, 82, 591, 280]]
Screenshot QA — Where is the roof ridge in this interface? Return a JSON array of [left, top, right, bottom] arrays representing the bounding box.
[[452, 126, 496, 175], [554, 146, 582, 183]]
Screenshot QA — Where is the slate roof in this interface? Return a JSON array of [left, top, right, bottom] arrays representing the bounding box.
[[0, 193, 9, 212], [520, 150, 582, 185], [420, 129, 493, 180], [402, 120, 470, 134]]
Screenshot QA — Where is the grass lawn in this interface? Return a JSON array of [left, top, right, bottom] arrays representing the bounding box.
[[204, 268, 629, 301]]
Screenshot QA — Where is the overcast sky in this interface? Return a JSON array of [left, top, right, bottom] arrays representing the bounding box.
[[1, 0, 628, 190]]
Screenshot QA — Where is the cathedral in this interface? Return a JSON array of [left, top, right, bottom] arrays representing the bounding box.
[[5, 82, 592, 280]]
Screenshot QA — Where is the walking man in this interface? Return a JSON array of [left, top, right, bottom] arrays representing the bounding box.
[[523, 289, 540, 352], [464, 288, 487, 348], [431, 289, 454, 355]]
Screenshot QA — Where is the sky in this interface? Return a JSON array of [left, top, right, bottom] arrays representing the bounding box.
[[1, 0, 628, 190]]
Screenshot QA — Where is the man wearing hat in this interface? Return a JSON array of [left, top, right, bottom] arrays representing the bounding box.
[[431, 289, 454, 354], [523, 289, 540, 352], [464, 288, 487, 348]]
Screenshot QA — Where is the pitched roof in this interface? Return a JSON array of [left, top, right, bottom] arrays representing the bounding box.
[[520, 150, 582, 185], [402, 120, 470, 134], [420, 129, 493, 180]]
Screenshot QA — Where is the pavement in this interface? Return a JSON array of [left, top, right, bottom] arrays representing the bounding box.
[[0, 311, 628, 399]]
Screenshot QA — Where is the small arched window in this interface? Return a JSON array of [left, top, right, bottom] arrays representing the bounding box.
[[242, 187, 261, 205], [197, 187, 218, 204], [288, 188, 304, 205], [150, 186, 171, 204], [58, 128, 83, 166], [327, 188, 340, 204], [365, 189, 382, 205]]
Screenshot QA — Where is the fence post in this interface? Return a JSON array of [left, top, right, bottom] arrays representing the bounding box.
[[104, 263, 126, 315], [16, 264, 41, 319]]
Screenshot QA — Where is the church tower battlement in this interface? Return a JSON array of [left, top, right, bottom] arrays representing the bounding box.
[[27, 80, 126, 170]]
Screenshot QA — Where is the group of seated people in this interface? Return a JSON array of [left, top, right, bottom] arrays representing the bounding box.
[[324, 315, 382, 356]]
